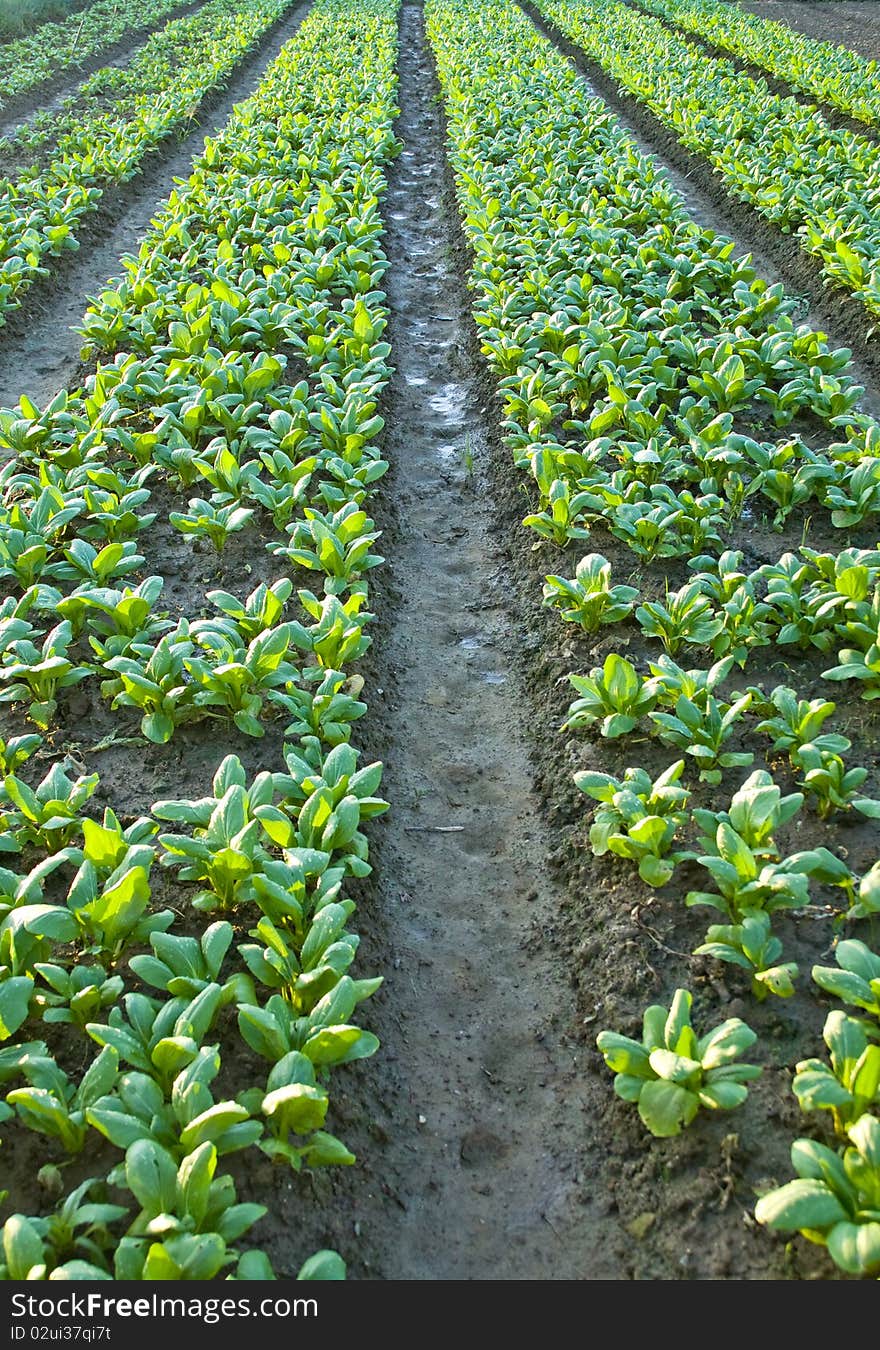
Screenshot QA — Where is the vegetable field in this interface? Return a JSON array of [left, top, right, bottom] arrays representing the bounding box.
[[2, 0, 880, 1286]]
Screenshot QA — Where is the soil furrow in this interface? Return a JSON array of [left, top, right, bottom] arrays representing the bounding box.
[[620, 0, 880, 143], [345, 0, 620, 1280], [518, 0, 880, 397], [0, 0, 207, 133], [0, 0, 311, 412]]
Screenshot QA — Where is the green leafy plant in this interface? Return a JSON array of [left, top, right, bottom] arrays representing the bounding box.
[[272, 503, 383, 591], [542, 553, 638, 632], [0, 621, 91, 728], [636, 582, 723, 655], [796, 746, 880, 820], [86, 1042, 261, 1159], [2, 759, 99, 851], [695, 910, 798, 1000], [6, 1045, 119, 1154], [103, 630, 196, 743], [563, 654, 659, 738], [686, 824, 819, 920], [33, 962, 124, 1027], [169, 499, 254, 554], [793, 1011, 880, 1135], [813, 940, 880, 1030], [691, 769, 803, 859], [153, 755, 275, 913], [0, 1177, 128, 1281], [755, 1114, 880, 1278], [110, 1138, 268, 1279], [755, 685, 849, 763], [596, 988, 760, 1137], [237, 985, 379, 1071], [650, 691, 752, 784], [574, 760, 689, 886]]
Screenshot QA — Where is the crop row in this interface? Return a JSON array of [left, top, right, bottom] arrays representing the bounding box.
[[534, 0, 880, 322], [0, 0, 195, 113], [0, 0, 400, 1282], [0, 0, 297, 331], [428, 0, 880, 1276], [633, 0, 880, 127]]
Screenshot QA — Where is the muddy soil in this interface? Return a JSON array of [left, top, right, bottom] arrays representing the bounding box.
[[4, 0, 880, 1284], [291, 0, 865, 1283], [740, 0, 880, 60], [299, 0, 629, 1281], [0, 0, 311, 412]]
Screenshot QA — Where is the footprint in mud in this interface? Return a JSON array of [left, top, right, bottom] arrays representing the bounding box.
[[459, 1128, 508, 1168]]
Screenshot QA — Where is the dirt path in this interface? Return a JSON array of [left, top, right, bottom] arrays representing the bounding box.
[[353, 0, 621, 1280], [0, 0, 310, 412], [739, 0, 880, 61]]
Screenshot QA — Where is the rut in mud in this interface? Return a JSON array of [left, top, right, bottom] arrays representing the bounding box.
[[0, 0, 311, 412], [348, 0, 623, 1280]]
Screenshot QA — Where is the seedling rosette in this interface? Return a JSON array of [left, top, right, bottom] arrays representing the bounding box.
[[755, 1114, 880, 1276], [596, 988, 761, 1137]]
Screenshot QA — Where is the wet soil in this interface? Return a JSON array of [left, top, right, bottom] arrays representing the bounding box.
[[306, 0, 624, 1280], [4, 0, 880, 1284]]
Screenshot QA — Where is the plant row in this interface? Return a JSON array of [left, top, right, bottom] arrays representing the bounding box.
[[0, 0, 196, 113], [0, 0, 401, 1281], [427, 0, 880, 1277], [534, 0, 880, 321], [633, 0, 880, 127], [0, 0, 297, 330]]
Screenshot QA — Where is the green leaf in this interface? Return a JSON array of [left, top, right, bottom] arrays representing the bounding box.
[[0, 977, 34, 1040], [827, 1220, 880, 1275], [297, 1249, 346, 1281], [755, 1178, 847, 1231], [263, 1083, 328, 1135], [3, 1214, 44, 1279], [637, 1079, 699, 1137], [302, 1025, 379, 1066], [125, 1139, 178, 1216]]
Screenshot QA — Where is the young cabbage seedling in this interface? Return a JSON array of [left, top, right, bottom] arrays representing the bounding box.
[[574, 760, 690, 887], [793, 1011, 880, 1135], [694, 910, 798, 1001], [812, 940, 880, 1032], [596, 988, 760, 1137], [755, 1114, 880, 1278], [690, 769, 803, 860], [564, 653, 660, 738], [542, 553, 639, 632]]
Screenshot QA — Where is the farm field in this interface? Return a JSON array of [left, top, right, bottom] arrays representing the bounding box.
[[2, 0, 880, 1287]]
